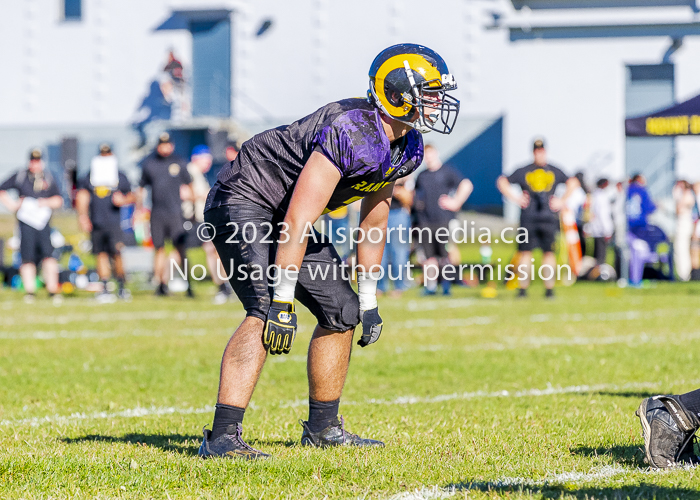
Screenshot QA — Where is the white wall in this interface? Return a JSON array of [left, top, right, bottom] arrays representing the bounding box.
[[0, 0, 190, 126], [1, 0, 699, 182]]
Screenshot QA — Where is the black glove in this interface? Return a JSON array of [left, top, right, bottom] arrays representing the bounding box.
[[358, 307, 383, 347], [263, 300, 297, 355]]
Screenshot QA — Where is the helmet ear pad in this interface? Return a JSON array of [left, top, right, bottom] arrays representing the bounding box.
[[383, 67, 422, 109]]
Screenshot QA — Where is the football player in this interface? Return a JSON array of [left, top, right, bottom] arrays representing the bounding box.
[[198, 44, 460, 459]]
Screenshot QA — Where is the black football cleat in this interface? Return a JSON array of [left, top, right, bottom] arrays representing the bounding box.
[[198, 424, 271, 460], [636, 395, 700, 468], [300, 417, 384, 448]]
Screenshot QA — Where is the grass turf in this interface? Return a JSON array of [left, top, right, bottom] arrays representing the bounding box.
[[2, 280, 700, 498]]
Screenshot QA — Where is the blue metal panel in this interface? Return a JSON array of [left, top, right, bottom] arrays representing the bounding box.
[[191, 19, 231, 117], [63, 0, 81, 21], [625, 64, 675, 199], [154, 10, 231, 31], [446, 117, 504, 215], [511, 0, 697, 9], [509, 22, 700, 41]]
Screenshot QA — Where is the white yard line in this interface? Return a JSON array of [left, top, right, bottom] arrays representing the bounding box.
[[388, 331, 700, 354], [0, 309, 245, 327], [389, 465, 677, 499], [0, 405, 215, 427], [0, 380, 665, 427]]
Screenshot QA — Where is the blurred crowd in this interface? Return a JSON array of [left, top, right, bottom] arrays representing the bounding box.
[[0, 132, 699, 304]]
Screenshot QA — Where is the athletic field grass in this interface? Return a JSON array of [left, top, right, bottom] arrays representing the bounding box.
[[2, 279, 700, 499]]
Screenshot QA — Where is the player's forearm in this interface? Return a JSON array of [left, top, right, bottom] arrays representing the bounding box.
[[42, 195, 64, 210], [497, 176, 518, 203], [453, 179, 473, 206], [275, 216, 310, 272], [356, 226, 386, 272], [113, 192, 136, 207], [75, 190, 90, 216]]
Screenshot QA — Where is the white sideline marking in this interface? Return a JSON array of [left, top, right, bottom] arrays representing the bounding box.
[[389, 465, 678, 499], [0, 405, 215, 427], [0, 328, 216, 340], [388, 331, 700, 355], [0, 380, 663, 427], [0, 309, 245, 327], [279, 380, 661, 408]]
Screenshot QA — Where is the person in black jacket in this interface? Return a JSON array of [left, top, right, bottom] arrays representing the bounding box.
[[76, 144, 135, 302], [0, 149, 63, 303], [138, 133, 194, 296]]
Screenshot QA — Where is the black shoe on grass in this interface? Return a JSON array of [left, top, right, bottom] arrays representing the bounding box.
[[155, 283, 169, 297], [517, 288, 527, 298], [545, 288, 554, 299], [636, 395, 700, 468], [198, 424, 270, 460], [300, 417, 384, 448]]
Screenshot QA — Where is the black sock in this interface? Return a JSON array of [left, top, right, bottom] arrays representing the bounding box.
[[102, 280, 109, 291], [211, 403, 245, 440], [117, 278, 125, 291], [307, 398, 340, 433], [679, 389, 700, 417], [219, 283, 228, 293]]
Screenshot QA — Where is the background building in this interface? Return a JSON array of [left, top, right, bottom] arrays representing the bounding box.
[[2, 0, 700, 214]]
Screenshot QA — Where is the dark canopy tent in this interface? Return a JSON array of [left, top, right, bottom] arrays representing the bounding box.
[[626, 92, 700, 137]]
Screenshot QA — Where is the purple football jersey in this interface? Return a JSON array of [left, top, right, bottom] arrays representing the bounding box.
[[206, 98, 423, 216]]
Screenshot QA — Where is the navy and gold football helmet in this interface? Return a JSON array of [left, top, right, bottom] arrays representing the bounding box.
[[368, 44, 459, 134]]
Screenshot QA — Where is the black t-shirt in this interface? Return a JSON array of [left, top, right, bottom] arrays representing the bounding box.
[[0, 169, 60, 199], [413, 165, 464, 227], [79, 172, 131, 229], [507, 163, 568, 224], [206, 98, 424, 217], [139, 152, 191, 215]]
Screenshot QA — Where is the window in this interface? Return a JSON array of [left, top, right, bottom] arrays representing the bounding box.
[[63, 0, 81, 21]]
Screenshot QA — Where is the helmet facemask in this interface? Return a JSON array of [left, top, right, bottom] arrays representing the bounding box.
[[402, 63, 460, 134]]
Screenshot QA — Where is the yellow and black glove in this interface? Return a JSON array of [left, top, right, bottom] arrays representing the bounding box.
[[358, 307, 383, 347], [263, 300, 297, 355]]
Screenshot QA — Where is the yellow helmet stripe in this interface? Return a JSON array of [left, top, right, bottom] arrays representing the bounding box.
[[374, 53, 442, 117]]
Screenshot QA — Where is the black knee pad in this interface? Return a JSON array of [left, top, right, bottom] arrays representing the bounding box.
[[314, 286, 360, 333]]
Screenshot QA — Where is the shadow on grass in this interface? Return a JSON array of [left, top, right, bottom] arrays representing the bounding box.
[[62, 433, 201, 456], [571, 444, 645, 468], [249, 439, 297, 448], [62, 434, 299, 455], [592, 391, 659, 399], [448, 482, 699, 499]]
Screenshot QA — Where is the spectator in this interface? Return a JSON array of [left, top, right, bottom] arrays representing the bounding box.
[[497, 139, 579, 299], [183, 145, 233, 304], [139, 132, 194, 297], [378, 175, 414, 297], [626, 174, 666, 250], [413, 144, 472, 295], [692, 182, 700, 280], [588, 178, 614, 265], [76, 144, 135, 302], [568, 172, 589, 256], [672, 180, 695, 281], [612, 181, 628, 281], [0, 149, 63, 303]]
